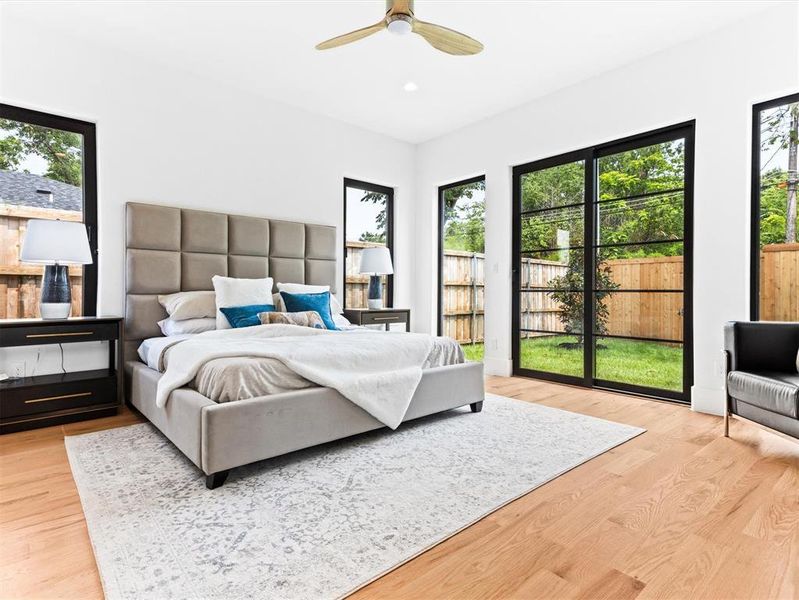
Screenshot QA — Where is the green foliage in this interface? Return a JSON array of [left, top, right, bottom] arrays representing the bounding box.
[[0, 135, 24, 170], [0, 119, 82, 186], [759, 168, 797, 245], [519, 141, 685, 260], [359, 230, 386, 244], [547, 251, 618, 344], [758, 102, 798, 245], [443, 180, 485, 253], [356, 190, 389, 243]]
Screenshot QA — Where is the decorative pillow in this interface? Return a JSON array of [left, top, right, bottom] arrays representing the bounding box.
[[158, 317, 216, 336], [332, 313, 352, 330], [258, 310, 327, 329], [220, 304, 275, 328], [280, 291, 337, 330], [275, 283, 343, 315], [212, 276, 274, 329], [158, 291, 216, 321]]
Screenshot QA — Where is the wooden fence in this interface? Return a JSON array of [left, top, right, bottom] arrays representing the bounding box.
[[0, 204, 83, 319], [604, 256, 684, 341], [760, 242, 799, 321]]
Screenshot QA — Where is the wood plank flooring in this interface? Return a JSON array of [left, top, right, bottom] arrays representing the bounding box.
[[1, 376, 797, 599]]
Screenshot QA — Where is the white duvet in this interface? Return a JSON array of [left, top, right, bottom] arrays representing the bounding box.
[[155, 324, 434, 429]]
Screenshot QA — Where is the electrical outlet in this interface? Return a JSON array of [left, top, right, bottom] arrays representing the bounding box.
[[10, 361, 26, 378]]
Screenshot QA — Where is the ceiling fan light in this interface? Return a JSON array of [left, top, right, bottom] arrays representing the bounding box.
[[387, 15, 412, 35]]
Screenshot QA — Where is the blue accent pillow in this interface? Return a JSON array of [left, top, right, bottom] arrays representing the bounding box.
[[220, 304, 275, 328], [280, 291, 338, 330]]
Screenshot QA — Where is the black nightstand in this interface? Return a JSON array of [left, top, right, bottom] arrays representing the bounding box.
[[343, 308, 411, 332], [0, 317, 124, 434]]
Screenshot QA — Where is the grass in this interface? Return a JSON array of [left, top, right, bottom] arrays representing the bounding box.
[[460, 336, 683, 392], [461, 343, 485, 363]]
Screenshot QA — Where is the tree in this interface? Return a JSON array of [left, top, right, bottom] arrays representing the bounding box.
[[548, 251, 619, 347], [0, 135, 24, 171], [0, 119, 82, 186], [443, 180, 486, 253], [760, 102, 798, 244]]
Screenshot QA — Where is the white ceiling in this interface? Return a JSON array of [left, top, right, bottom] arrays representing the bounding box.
[[5, 1, 778, 143]]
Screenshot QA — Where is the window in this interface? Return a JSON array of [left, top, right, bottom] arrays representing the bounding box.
[[438, 176, 485, 362], [343, 178, 394, 308], [751, 93, 799, 321], [0, 105, 97, 318], [512, 122, 694, 402]]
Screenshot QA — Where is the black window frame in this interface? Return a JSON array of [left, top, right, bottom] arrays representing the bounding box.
[[511, 121, 695, 404], [749, 92, 799, 321], [0, 103, 98, 316], [437, 175, 486, 336], [342, 177, 394, 309]]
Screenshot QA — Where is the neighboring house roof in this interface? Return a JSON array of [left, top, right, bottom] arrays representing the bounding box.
[[0, 170, 82, 212]]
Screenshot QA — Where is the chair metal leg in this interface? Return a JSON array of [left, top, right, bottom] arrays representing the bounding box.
[[724, 408, 729, 437]]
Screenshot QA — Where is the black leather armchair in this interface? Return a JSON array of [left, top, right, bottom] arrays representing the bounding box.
[[724, 321, 799, 439]]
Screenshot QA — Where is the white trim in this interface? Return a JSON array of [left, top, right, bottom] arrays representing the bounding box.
[[691, 384, 725, 416]]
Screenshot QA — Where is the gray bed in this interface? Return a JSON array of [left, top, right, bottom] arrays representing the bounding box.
[[124, 202, 485, 488]]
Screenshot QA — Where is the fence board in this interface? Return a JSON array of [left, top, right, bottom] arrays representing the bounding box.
[[760, 243, 799, 321]]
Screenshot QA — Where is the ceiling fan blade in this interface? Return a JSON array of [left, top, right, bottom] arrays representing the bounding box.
[[316, 21, 386, 50], [411, 19, 483, 55]]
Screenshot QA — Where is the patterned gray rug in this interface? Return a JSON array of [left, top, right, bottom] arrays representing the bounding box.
[[66, 393, 644, 600]]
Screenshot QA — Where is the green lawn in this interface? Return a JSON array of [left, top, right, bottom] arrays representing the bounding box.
[[461, 343, 485, 363], [460, 336, 682, 392]]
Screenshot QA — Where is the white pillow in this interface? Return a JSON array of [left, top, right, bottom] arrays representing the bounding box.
[[332, 313, 352, 329], [275, 282, 343, 315], [212, 276, 274, 329], [158, 317, 216, 336], [158, 291, 216, 321]]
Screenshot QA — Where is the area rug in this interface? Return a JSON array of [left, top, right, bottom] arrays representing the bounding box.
[[66, 393, 644, 600]]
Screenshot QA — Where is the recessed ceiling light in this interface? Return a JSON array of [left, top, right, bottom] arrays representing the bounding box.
[[403, 81, 419, 92]]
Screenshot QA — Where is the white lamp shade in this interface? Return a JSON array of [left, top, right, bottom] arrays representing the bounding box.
[[359, 246, 394, 275], [20, 219, 93, 265]]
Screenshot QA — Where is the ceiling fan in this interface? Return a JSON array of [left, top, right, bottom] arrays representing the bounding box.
[[315, 0, 483, 56]]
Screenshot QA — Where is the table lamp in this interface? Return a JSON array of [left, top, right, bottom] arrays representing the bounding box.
[[20, 219, 93, 319], [359, 246, 393, 309]]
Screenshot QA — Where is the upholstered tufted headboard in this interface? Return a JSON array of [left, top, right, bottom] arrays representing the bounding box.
[[124, 202, 337, 362]]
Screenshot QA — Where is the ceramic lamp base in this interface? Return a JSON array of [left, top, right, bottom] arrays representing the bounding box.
[[40, 264, 72, 320], [367, 274, 383, 309]]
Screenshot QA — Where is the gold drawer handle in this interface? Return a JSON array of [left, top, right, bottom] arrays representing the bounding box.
[[26, 332, 95, 338], [24, 392, 93, 404], [373, 316, 400, 321]]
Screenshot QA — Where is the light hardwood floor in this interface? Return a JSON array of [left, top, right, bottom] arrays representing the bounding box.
[[1, 376, 797, 599]]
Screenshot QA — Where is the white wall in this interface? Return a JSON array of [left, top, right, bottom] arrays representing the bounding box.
[[0, 16, 415, 375], [412, 4, 799, 414]]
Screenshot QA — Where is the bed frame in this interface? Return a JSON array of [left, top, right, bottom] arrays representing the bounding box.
[[124, 202, 485, 488]]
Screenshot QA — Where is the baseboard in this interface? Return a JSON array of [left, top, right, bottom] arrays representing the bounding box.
[[483, 357, 512, 377], [691, 385, 725, 416]]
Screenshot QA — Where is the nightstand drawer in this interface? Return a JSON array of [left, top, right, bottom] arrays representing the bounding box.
[[1, 322, 119, 347], [0, 375, 117, 419], [359, 312, 407, 325]]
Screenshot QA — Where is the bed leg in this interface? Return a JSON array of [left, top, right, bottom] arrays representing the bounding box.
[[205, 470, 230, 489], [470, 401, 483, 413]]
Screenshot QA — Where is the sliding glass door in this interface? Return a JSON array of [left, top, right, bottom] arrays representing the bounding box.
[[512, 123, 693, 401]]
